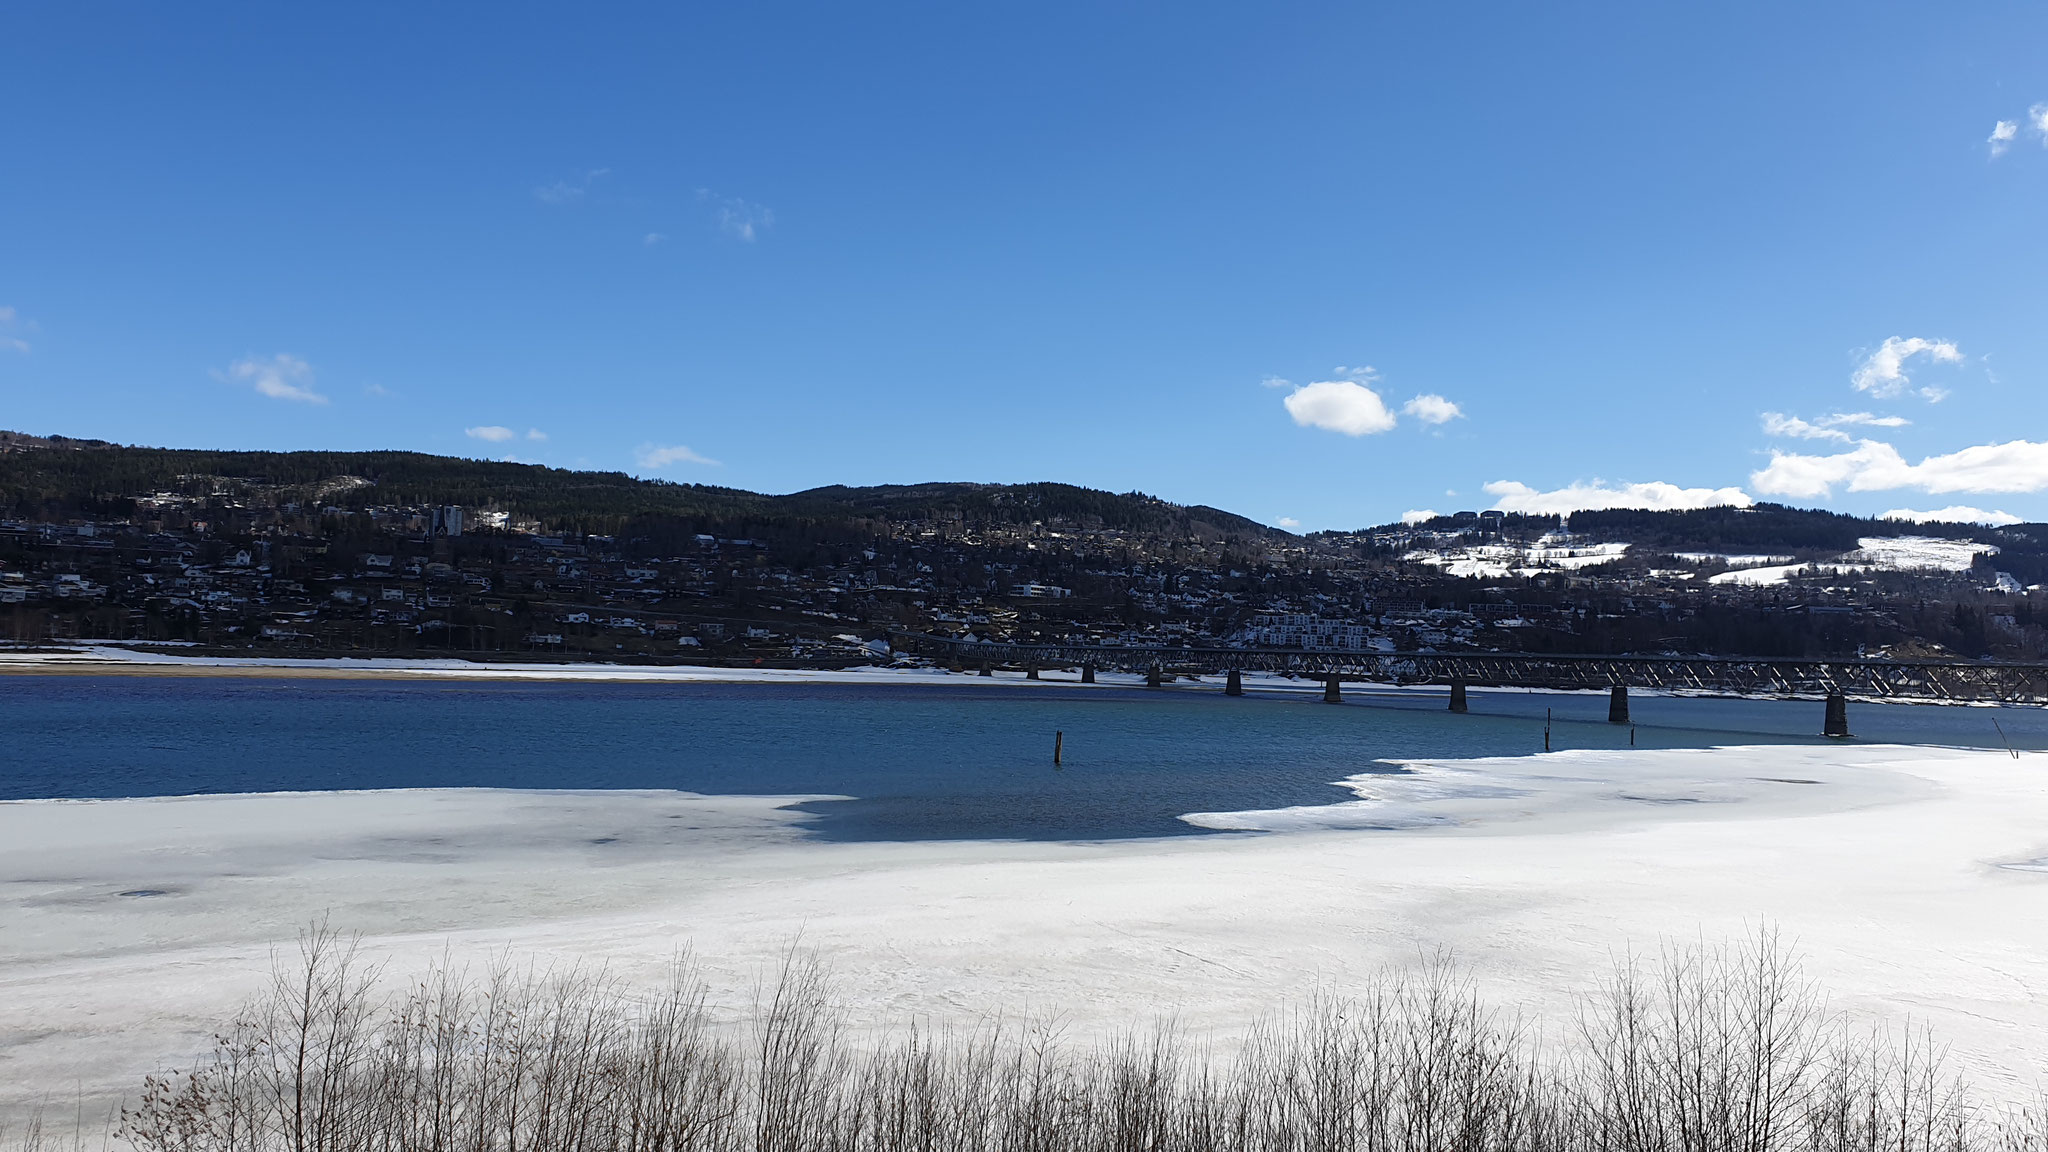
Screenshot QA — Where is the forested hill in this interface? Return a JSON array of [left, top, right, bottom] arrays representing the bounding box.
[[0, 434, 1281, 543], [4, 432, 2041, 561], [1377, 503, 2045, 554]]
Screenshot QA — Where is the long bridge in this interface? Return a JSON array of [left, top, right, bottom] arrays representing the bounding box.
[[889, 632, 2048, 737]]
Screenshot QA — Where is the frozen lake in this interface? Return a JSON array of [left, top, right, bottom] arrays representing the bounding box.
[[4, 673, 2045, 839], [7, 673, 2048, 1123]]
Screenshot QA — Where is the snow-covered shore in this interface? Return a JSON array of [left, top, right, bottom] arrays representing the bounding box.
[[6, 742, 2048, 1122]]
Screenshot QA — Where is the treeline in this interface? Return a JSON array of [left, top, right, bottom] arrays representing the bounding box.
[[0, 437, 1281, 544], [1384, 503, 2047, 567]]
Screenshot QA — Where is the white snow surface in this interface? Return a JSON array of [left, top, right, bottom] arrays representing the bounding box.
[[1403, 540, 1628, 580], [1672, 552, 1797, 567], [1846, 535, 1998, 572], [1702, 536, 1998, 586], [6, 745, 2048, 1122], [1706, 562, 1812, 586]]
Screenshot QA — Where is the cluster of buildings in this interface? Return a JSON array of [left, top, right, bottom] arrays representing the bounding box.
[[1, 485, 2042, 663]]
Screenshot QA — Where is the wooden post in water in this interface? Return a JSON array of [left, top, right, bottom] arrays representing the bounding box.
[[1054, 730, 1063, 766]]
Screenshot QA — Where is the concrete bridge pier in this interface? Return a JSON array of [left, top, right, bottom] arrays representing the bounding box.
[[979, 662, 993, 678], [1824, 692, 1851, 739], [1608, 684, 1630, 724], [1147, 664, 1163, 688], [1026, 664, 1039, 680], [1449, 679, 1468, 713], [1225, 669, 1244, 696], [1323, 675, 1343, 704], [1081, 664, 1096, 684]]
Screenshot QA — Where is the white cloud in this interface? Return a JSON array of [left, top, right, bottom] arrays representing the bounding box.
[[1283, 379, 1397, 436], [1761, 411, 1911, 442], [1259, 375, 1293, 389], [1402, 393, 1463, 425], [1881, 506, 2023, 527], [526, 428, 547, 441], [1753, 438, 2048, 498], [534, 168, 610, 205], [1990, 119, 2019, 158], [635, 443, 721, 470], [643, 232, 667, 246], [1401, 509, 1439, 525], [698, 189, 773, 242], [2033, 103, 2048, 138], [1483, 479, 1754, 515], [362, 382, 392, 397], [1831, 411, 1910, 428], [223, 354, 326, 404], [465, 426, 517, 443], [1851, 337, 1963, 400], [1761, 413, 1849, 442], [1277, 517, 1301, 529]]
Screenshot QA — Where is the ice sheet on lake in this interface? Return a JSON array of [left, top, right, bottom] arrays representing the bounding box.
[[7, 742, 2048, 1123]]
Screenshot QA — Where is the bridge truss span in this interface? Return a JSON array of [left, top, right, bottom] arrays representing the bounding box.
[[892, 633, 2048, 706]]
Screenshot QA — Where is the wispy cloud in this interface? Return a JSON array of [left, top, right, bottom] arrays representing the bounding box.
[[0, 306, 35, 353], [362, 382, 393, 397], [635, 443, 721, 470], [1277, 516, 1301, 529], [1259, 375, 1293, 389], [534, 168, 610, 205], [643, 232, 667, 246], [526, 428, 547, 441], [1851, 336, 1962, 401], [1990, 119, 2019, 158], [1483, 479, 1754, 515], [1761, 411, 1911, 442], [697, 188, 773, 242], [466, 426, 517, 443], [1402, 393, 1463, 425], [222, 354, 326, 404], [1881, 506, 2022, 527], [1752, 437, 2048, 498]]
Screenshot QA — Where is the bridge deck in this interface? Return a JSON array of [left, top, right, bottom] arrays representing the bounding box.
[[892, 633, 2048, 705]]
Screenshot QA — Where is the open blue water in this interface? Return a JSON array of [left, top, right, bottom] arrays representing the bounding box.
[[3, 676, 2043, 841]]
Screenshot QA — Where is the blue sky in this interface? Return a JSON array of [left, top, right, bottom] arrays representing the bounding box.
[[3, 3, 2046, 530]]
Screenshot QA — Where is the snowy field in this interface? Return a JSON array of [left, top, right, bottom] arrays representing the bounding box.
[[6, 741, 2048, 1124]]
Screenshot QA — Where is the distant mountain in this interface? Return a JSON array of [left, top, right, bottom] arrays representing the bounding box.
[[1372, 502, 2040, 553], [4, 432, 2039, 571], [1369, 503, 2048, 586], [0, 435, 1286, 544]]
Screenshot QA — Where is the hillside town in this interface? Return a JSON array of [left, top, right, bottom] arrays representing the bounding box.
[[4, 472, 2043, 665]]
